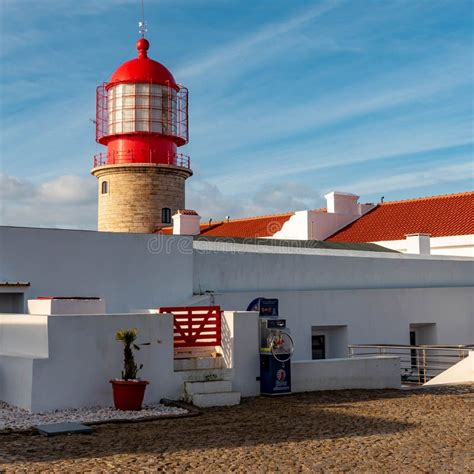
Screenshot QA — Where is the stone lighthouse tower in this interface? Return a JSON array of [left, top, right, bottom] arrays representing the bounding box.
[[91, 37, 192, 233]]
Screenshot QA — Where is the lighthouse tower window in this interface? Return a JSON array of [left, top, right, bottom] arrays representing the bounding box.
[[162, 207, 171, 224], [101, 181, 108, 194]]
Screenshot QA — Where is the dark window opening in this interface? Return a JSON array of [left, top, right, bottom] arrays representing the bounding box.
[[410, 330, 417, 369], [101, 181, 108, 194], [312, 334, 326, 360], [162, 207, 172, 224]]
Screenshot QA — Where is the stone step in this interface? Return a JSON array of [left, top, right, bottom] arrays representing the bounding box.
[[175, 346, 218, 353], [174, 351, 217, 359], [185, 380, 232, 396], [192, 391, 241, 408], [178, 368, 234, 383], [174, 356, 225, 372]]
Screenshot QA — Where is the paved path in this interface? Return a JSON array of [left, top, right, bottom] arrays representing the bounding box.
[[1, 386, 472, 472]]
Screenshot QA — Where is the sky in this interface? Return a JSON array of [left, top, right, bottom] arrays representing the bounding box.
[[0, 0, 473, 229]]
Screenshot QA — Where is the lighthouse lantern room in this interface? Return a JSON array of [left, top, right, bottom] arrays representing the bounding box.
[[91, 38, 192, 233]]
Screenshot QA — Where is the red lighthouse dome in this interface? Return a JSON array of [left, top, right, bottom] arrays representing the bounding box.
[[108, 39, 179, 90], [94, 38, 189, 164]]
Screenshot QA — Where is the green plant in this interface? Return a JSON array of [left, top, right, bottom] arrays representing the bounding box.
[[115, 328, 148, 380]]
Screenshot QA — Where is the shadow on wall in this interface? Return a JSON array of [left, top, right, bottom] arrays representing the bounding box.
[[221, 314, 232, 369], [0, 389, 424, 465]]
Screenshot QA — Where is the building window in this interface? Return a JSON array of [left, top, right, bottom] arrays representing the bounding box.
[[162, 207, 171, 224], [101, 181, 108, 194], [312, 334, 326, 360]]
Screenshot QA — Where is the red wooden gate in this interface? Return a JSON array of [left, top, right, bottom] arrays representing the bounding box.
[[158, 306, 222, 348]]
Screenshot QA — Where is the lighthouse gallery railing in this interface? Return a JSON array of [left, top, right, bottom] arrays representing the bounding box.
[[92, 150, 190, 169]]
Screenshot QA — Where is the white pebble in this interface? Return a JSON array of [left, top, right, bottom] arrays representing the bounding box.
[[0, 401, 188, 431]]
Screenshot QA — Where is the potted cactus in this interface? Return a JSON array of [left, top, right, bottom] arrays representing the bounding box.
[[110, 328, 149, 410]]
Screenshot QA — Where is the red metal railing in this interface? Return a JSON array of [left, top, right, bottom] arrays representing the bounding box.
[[93, 150, 191, 169], [158, 306, 222, 348]]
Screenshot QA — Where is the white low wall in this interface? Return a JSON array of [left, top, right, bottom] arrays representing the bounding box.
[[292, 356, 401, 392], [1, 310, 404, 412], [220, 312, 401, 396], [0, 313, 183, 412], [27, 298, 106, 315]]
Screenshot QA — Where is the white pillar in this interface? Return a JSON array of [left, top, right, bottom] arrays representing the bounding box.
[[172, 210, 201, 235], [405, 233, 431, 255], [221, 311, 260, 397], [325, 191, 360, 215]]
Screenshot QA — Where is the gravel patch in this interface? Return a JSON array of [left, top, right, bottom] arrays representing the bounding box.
[[0, 401, 188, 431]]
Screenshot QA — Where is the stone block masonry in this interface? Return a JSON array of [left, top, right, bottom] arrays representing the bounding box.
[[91, 163, 192, 233]]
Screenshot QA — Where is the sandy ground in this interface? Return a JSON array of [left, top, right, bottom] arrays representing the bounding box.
[[0, 385, 472, 473]]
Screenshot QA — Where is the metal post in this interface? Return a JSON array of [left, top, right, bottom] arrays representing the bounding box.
[[422, 348, 427, 383]]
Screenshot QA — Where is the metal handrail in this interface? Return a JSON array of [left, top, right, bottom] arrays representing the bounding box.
[[93, 150, 191, 169], [348, 344, 472, 385], [349, 343, 473, 349]]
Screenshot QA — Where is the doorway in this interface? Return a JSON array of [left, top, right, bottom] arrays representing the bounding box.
[[410, 330, 417, 370], [0, 293, 25, 313]]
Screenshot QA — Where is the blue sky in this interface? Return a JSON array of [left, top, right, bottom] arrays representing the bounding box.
[[0, 0, 473, 229]]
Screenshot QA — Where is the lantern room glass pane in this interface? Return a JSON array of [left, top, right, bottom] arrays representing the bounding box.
[[106, 83, 180, 136], [135, 83, 149, 94]]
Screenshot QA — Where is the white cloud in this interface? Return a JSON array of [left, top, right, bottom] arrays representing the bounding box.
[[187, 178, 324, 221], [0, 172, 325, 229], [0, 173, 97, 229], [331, 161, 474, 196], [38, 175, 96, 204], [206, 118, 473, 193]]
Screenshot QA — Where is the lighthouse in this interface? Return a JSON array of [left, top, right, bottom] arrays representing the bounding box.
[[91, 37, 192, 233]]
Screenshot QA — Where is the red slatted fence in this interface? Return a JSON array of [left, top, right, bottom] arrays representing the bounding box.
[[158, 306, 222, 348]]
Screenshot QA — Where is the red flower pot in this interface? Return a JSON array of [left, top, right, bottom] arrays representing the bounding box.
[[110, 380, 149, 410]]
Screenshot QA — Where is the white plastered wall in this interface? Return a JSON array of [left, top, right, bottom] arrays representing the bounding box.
[[0, 313, 182, 412], [375, 234, 474, 257], [209, 287, 474, 362], [0, 226, 194, 313]]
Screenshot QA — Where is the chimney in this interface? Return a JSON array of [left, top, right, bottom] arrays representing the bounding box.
[[405, 233, 431, 255], [325, 191, 360, 215], [172, 210, 201, 236]]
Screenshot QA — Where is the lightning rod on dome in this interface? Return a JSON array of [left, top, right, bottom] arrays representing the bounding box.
[[139, 0, 147, 37]]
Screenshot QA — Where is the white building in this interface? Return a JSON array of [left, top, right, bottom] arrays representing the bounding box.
[[0, 225, 472, 411], [161, 191, 474, 257], [1, 224, 472, 352]]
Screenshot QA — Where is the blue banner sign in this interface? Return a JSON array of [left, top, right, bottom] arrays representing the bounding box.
[[246, 297, 279, 316]]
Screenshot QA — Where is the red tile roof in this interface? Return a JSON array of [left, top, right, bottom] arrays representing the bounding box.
[[158, 191, 473, 242], [159, 212, 294, 238], [326, 191, 474, 242]]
